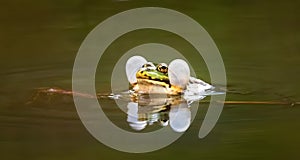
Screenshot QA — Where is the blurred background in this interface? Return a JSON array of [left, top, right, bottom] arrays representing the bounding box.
[[0, 0, 299, 159]]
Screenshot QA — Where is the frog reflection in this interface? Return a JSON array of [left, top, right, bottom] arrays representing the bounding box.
[[126, 95, 195, 132]]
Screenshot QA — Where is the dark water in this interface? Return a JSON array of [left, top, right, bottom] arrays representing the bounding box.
[[1, 0, 300, 159]]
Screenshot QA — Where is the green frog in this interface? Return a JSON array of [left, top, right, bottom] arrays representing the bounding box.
[[126, 56, 213, 96]]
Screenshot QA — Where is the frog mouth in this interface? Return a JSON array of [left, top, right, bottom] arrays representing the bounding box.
[[137, 78, 170, 88]]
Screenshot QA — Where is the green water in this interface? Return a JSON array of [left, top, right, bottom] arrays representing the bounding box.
[[1, 0, 299, 159]]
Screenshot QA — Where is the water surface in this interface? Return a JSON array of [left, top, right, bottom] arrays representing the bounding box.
[[0, 0, 299, 159]]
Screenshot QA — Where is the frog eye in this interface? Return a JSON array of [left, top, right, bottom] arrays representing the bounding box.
[[142, 62, 155, 69], [157, 63, 168, 73]]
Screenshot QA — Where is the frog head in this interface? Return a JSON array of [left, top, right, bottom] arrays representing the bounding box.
[[126, 56, 190, 95]]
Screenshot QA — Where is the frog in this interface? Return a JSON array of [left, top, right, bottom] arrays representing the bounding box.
[[125, 56, 213, 96]]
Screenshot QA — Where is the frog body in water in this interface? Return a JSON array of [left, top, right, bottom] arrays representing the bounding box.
[[126, 56, 213, 96]]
